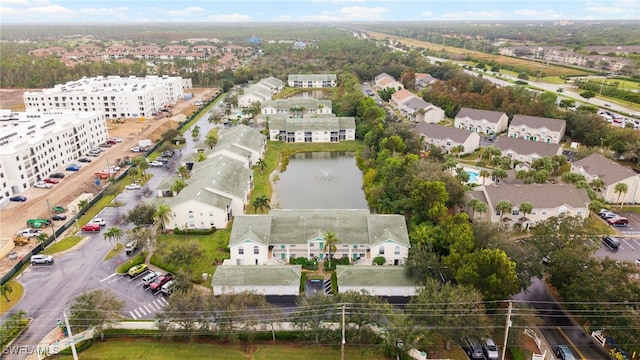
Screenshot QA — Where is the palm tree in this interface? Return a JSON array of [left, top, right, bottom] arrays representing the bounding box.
[[491, 169, 508, 184], [377, 197, 393, 214], [78, 199, 89, 214], [154, 204, 173, 232], [205, 134, 218, 149], [467, 198, 482, 219], [252, 195, 271, 213], [191, 125, 200, 139], [479, 169, 491, 185], [171, 179, 186, 195], [176, 164, 191, 181], [614, 182, 629, 208], [0, 282, 13, 302], [590, 178, 605, 193], [323, 231, 341, 268], [256, 159, 267, 175], [519, 202, 534, 228], [103, 227, 123, 249], [196, 152, 207, 162], [496, 200, 513, 222], [134, 156, 149, 179]]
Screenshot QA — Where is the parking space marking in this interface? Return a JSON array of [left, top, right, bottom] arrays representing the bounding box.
[[624, 240, 636, 250], [144, 305, 152, 312], [100, 273, 117, 283], [130, 311, 137, 320], [134, 309, 141, 318], [139, 307, 147, 315]]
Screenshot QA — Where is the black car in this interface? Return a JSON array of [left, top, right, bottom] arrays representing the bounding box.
[[602, 235, 620, 250], [78, 157, 92, 163], [9, 196, 27, 202], [50, 173, 65, 179], [52, 214, 67, 221]]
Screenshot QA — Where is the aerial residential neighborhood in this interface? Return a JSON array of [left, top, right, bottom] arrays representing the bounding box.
[[0, 9, 639, 360]]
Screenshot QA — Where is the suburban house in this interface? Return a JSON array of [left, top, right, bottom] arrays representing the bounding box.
[[467, 183, 591, 228], [508, 115, 566, 144], [414, 73, 438, 90], [287, 74, 337, 88], [374, 73, 404, 91], [211, 265, 302, 300], [268, 116, 356, 143], [571, 153, 640, 205], [160, 154, 253, 230], [261, 99, 332, 116], [492, 137, 563, 165], [196, 124, 266, 167], [414, 123, 480, 155], [454, 108, 509, 135], [336, 266, 417, 301], [227, 209, 411, 266], [390, 89, 445, 124], [238, 76, 285, 107]]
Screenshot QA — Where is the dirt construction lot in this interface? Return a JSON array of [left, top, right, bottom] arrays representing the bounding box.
[[0, 87, 219, 275]]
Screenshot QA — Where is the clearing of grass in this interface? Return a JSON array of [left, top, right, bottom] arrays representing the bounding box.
[[41, 235, 84, 255], [0, 281, 24, 315], [104, 243, 123, 261], [53, 339, 391, 360]]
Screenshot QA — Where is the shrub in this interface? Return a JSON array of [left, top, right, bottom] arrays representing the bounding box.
[[172, 227, 216, 235], [290, 257, 318, 270], [300, 272, 307, 292], [373, 256, 386, 266], [331, 271, 338, 294]]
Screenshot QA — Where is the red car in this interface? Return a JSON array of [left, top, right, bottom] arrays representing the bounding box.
[[44, 178, 59, 184], [149, 273, 173, 292], [81, 223, 101, 232]]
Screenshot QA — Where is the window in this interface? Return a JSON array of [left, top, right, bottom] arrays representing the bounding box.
[[394, 246, 400, 255], [280, 245, 285, 249], [379, 246, 385, 255], [188, 211, 194, 219], [253, 246, 259, 255], [238, 247, 244, 255], [512, 209, 520, 216]]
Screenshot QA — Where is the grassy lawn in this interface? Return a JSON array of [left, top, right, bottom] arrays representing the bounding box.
[[54, 340, 391, 360], [104, 243, 123, 261], [0, 281, 24, 315], [42, 235, 84, 255]]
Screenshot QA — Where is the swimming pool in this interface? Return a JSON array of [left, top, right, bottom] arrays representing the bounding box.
[[466, 170, 480, 184]]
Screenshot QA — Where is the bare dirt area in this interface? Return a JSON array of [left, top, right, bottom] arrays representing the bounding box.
[[0, 87, 218, 275]]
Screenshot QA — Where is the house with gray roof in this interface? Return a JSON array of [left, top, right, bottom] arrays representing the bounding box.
[[508, 115, 566, 144], [454, 108, 509, 135], [195, 124, 266, 167], [336, 266, 417, 298], [228, 209, 410, 266], [492, 137, 563, 164], [467, 183, 590, 228], [268, 116, 355, 143], [374, 73, 404, 91], [238, 76, 285, 107], [261, 99, 332, 116], [571, 153, 640, 205], [414, 123, 480, 155], [211, 265, 301, 298], [414, 73, 437, 90], [288, 74, 337, 88], [159, 154, 253, 230]]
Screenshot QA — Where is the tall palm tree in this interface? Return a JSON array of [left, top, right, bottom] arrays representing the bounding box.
[[519, 202, 534, 228], [176, 164, 191, 181], [467, 198, 482, 219], [252, 195, 271, 213], [614, 182, 629, 208], [155, 204, 172, 232], [323, 231, 341, 268], [496, 200, 513, 222], [0, 282, 13, 302], [590, 178, 605, 193], [171, 179, 186, 195], [103, 227, 123, 249], [205, 134, 218, 149], [78, 199, 89, 214], [256, 159, 267, 175], [479, 169, 491, 185], [196, 152, 207, 162]]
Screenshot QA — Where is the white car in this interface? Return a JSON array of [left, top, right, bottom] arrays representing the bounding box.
[[125, 184, 141, 190], [92, 218, 106, 226], [149, 161, 164, 167], [17, 229, 42, 238], [33, 181, 53, 189], [108, 137, 122, 143]]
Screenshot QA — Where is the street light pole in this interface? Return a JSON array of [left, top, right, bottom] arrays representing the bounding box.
[[46, 199, 57, 243]]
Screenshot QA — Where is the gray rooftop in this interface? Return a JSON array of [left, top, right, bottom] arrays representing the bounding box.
[[243, 83, 273, 99], [262, 99, 332, 110], [260, 76, 284, 90], [404, 97, 432, 110], [288, 74, 337, 82], [414, 123, 474, 143], [269, 117, 355, 132], [217, 124, 265, 154], [483, 183, 590, 209], [336, 266, 416, 287], [510, 115, 566, 132], [492, 137, 561, 158], [211, 265, 301, 287], [572, 153, 638, 186], [230, 209, 410, 248], [455, 107, 506, 123]]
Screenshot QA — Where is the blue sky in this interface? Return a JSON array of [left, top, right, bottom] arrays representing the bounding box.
[[1, 0, 638, 23]]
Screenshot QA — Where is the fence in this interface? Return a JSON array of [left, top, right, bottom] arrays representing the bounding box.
[[0, 93, 222, 286]]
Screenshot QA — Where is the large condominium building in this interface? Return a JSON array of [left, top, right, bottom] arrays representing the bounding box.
[[23, 75, 191, 119], [0, 109, 108, 204]]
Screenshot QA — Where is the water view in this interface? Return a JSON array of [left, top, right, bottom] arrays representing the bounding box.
[[274, 152, 368, 209]]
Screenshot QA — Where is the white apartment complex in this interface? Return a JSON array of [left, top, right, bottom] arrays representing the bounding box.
[[23, 75, 190, 119], [0, 110, 108, 204]]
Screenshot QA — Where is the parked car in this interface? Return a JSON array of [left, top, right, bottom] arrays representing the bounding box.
[[9, 196, 27, 202], [149, 161, 164, 167], [78, 157, 92, 163], [128, 264, 148, 278], [483, 338, 499, 360], [99, 142, 112, 148], [17, 229, 42, 238], [161, 280, 177, 295], [607, 216, 629, 227], [130, 146, 142, 152], [52, 205, 65, 213], [125, 183, 141, 190], [52, 214, 67, 221], [601, 212, 618, 219], [50, 173, 65, 179], [27, 218, 50, 228], [141, 271, 160, 286], [43, 178, 59, 184], [66, 164, 81, 171], [31, 255, 54, 265], [81, 223, 101, 232], [87, 151, 100, 157], [108, 137, 122, 143], [33, 181, 53, 189], [557, 345, 577, 360], [125, 241, 138, 255], [150, 273, 174, 292], [465, 338, 484, 360], [92, 218, 106, 226], [602, 235, 621, 250]]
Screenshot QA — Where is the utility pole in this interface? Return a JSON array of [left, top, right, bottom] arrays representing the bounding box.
[[341, 304, 346, 360], [501, 301, 513, 360], [46, 199, 57, 242], [63, 311, 79, 360]]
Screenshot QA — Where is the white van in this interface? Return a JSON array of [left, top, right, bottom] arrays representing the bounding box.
[[161, 280, 177, 295]]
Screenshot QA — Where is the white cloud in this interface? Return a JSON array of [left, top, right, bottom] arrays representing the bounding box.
[[1, 0, 30, 5], [586, 0, 637, 14], [339, 6, 390, 19], [421, 11, 432, 17], [209, 13, 251, 22], [442, 10, 508, 20], [513, 9, 563, 19], [0, 6, 20, 14], [80, 7, 128, 16], [166, 7, 204, 17], [29, 4, 76, 15]]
